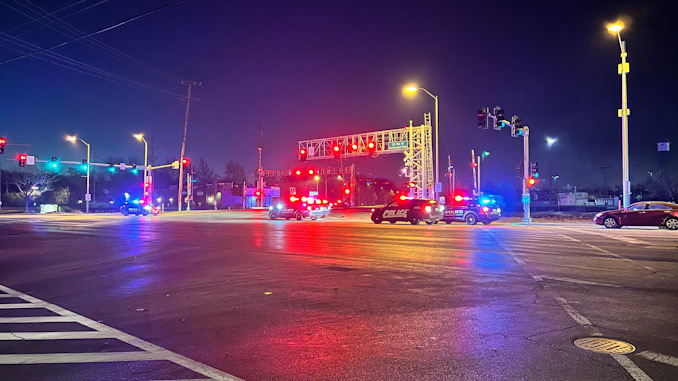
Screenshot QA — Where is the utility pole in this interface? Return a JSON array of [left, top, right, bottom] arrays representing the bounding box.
[[522, 126, 531, 222], [178, 81, 201, 212], [447, 155, 453, 195], [257, 115, 265, 207]]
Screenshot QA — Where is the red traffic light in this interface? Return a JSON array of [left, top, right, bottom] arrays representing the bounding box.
[[181, 158, 189, 167], [255, 190, 261, 196], [299, 148, 307, 161], [294, 169, 302, 176], [351, 143, 358, 151], [527, 177, 537, 187], [332, 144, 341, 158], [144, 183, 150, 188], [344, 188, 350, 195], [308, 169, 314, 175], [367, 141, 376, 154]]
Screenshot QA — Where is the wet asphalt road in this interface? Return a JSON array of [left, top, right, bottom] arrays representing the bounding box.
[[0, 211, 677, 381]]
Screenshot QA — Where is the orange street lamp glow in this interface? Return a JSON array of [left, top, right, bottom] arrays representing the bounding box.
[[607, 22, 624, 34], [65, 135, 77, 143]]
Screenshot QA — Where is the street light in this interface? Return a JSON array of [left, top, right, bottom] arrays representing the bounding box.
[[403, 83, 439, 201], [134, 133, 149, 202], [546, 137, 558, 208], [66, 135, 90, 214], [607, 20, 631, 208]]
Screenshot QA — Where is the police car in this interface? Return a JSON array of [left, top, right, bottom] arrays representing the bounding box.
[[120, 201, 158, 216], [371, 197, 444, 225], [268, 196, 331, 221], [441, 195, 501, 225]]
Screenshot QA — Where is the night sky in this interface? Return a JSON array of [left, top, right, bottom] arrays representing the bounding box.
[[1, 0, 676, 193]]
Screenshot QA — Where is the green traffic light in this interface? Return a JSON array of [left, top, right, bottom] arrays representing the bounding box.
[[534, 172, 540, 178], [131, 168, 138, 175]]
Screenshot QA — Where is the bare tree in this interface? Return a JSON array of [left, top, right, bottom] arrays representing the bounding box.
[[13, 173, 56, 212], [196, 156, 216, 185]]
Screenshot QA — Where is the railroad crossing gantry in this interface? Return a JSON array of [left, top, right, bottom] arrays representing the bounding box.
[[297, 114, 434, 200], [262, 165, 356, 207]]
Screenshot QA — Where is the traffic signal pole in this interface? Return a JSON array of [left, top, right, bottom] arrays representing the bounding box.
[[522, 126, 531, 223]]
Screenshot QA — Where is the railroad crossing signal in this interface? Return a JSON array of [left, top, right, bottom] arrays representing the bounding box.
[[299, 148, 307, 161]]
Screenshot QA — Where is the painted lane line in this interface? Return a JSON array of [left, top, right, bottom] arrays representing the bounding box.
[[0, 303, 48, 309], [0, 284, 243, 381], [611, 354, 654, 381], [0, 332, 114, 340], [0, 316, 76, 323], [636, 350, 678, 367], [0, 352, 165, 364], [582, 243, 663, 274], [0, 294, 18, 298], [552, 226, 650, 245], [537, 275, 620, 288], [486, 231, 652, 381]]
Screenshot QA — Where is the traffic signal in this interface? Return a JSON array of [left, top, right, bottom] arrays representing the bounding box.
[[350, 143, 359, 152], [18, 154, 26, 167], [50, 157, 58, 168], [294, 169, 302, 176], [131, 164, 138, 175], [530, 162, 539, 178], [494, 107, 505, 130], [108, 163, 116, 173], [527, 177, 537, 187], [144, 182, 150, 189], [477, 109, 488, 129], [182, 158, 189, 167], [308, 169, 315, 176], [344, 188, 350, 195], [299, 148, 307, 161], [0, 137, 5, 154], [255, 190, 261, 197], [367, 140, 376, 155], [80, 159, 88, 172], [46, 157, 61, 172], [332, 144, 341, 159]]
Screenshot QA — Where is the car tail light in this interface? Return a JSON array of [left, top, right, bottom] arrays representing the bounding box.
[[424, 205, 432, 213], [322, 199, 328, 204], [482, 206, 489, 213], [399, 195, 407, 201]]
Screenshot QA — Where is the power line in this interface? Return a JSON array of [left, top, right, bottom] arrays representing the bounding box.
[[9, 0, 182, 83], [0, 0, 187, 66]]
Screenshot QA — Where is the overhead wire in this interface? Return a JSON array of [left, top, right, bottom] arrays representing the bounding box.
[[0, 1, 187, 98], [0, 0, 188, 65], [12, 0, 183, 83]]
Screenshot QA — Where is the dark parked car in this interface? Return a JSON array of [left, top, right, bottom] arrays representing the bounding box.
[[594, 201, 678, 230], [371, 198, 444, 225]]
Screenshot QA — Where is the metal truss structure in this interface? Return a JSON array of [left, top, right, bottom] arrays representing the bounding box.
[[297, 114, 433, 199], [261, 164, 356, 207]]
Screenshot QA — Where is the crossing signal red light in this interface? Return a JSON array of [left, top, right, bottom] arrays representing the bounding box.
[[351, 143, 358, 152], [408, 182, 415, 188], [308, 169, 314, 175], [294, 169, 302, 176], [299, 148, 307, 161], [344, 188, 350, 195], [367, 141, 376, 155], [255, 190, 261, 196], [333, 144, 341, 159]]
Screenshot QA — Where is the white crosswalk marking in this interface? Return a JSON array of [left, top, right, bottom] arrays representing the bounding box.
[[0, 285, 242, 381]]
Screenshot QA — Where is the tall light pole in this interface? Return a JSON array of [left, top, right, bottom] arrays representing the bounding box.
[[546, 137, 557, 208], [607, 21, 631, 208], [66, 135, 90, 213], [403, 84, 439, 201], [134, 134, 149, 203]]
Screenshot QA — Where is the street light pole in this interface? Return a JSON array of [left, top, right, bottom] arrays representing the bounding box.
[[546, 137, 557, 209], [66, 136, 90, 213], [134, 134, 149, 203], [404, 84, 439, 201], [608, 21, 631, 208]]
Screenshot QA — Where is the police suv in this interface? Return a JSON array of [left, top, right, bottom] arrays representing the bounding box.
[[371, 198, 444, 225], [441, 195, 501, 225], [268, 196, 331, 221]]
